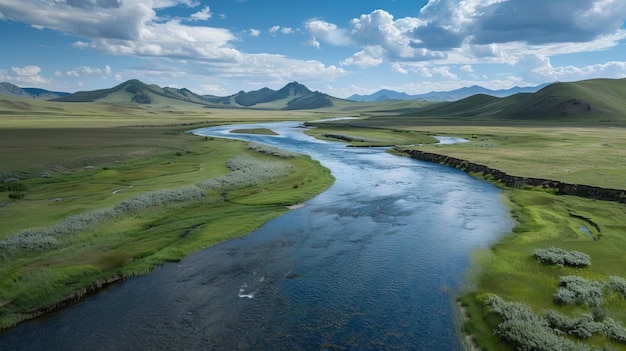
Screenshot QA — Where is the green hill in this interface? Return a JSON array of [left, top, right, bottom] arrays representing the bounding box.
[[406, 78, 626, 124], [53, 80, 210, 107]]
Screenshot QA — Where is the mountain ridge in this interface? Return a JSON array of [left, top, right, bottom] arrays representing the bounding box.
[[348, 83, 550, 102], [51, 79, 335, 110], [0, 82, 69, 100]]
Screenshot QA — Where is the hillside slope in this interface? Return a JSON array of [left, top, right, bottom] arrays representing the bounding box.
[[410, 78, 626, 123]]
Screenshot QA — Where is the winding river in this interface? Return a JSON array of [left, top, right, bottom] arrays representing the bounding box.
[[0, 121, 512, 350]]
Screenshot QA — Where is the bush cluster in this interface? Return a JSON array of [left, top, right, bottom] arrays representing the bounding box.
[[554, 275, 604, 307], [485, 294, 595, 351], [606, 276, 626, 298], [0, 187, 204, 252], [546, 308, 626, 343], [545, 310, 603, 339], [0, 182, 27, 192], [247, 142, 297, 158], [197, 155, 294, 190], [534, 247, 591, 267], [114, 187, 204, 214]]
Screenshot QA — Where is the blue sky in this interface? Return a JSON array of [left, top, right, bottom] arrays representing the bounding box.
[[1, 0, 626, 98]]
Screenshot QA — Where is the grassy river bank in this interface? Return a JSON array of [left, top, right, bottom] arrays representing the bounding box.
[[308, 118, 626, 351]]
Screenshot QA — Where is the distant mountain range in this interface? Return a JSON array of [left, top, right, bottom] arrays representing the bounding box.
[[347, 83, 550, 102], [3, 78, 625, 120], [0, 82, 70, 100], [49, 79, 336, 110]]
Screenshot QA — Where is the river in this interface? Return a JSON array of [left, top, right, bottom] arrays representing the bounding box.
[[0, 121, 512, 350]]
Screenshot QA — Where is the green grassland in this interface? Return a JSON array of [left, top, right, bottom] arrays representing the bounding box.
[[0, 97, 335, 328]]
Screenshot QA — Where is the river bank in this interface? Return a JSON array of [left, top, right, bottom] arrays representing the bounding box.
[[394, 147, 626, 204], [394, 146, 626, 350]]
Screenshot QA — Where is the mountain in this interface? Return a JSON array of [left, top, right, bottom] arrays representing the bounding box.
[[52, 79, 210, 106], [203, 81, 334, 109], [0, 82, 69, 100], [53, 80, 336, 110], [409, 78, 626, 122], [348, 83, 549, 102]]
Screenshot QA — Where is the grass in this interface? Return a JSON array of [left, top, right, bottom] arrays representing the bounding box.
[[0, 100, 335, 329]]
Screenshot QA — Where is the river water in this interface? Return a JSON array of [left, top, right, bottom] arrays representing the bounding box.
[[0, 121, 512, 350]]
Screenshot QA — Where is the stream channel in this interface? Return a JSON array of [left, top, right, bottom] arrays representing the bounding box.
[[1, 121, 512, 350]]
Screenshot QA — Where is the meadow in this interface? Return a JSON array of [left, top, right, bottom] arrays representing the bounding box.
[[0, 99, 335, 328]]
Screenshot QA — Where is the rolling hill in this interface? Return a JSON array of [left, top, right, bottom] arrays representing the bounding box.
[[406, 78, 626, 123], [348, 83, 549, 102], [0, 82, 69, 100]]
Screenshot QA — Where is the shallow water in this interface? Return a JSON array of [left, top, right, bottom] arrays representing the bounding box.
[[0, 121, 512, 350]]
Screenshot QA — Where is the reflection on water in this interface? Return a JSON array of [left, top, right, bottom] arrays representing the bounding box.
[[0, 122, 512, 350]]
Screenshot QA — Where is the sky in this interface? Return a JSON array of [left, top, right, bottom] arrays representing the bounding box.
[[1, 0, 626, 98]]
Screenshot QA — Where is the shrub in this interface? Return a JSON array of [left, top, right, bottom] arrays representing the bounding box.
[[545, 310, 603, 339], [603, 318, 626, 343], [485, 295, 596, 351], [1, 187, 205, 252], [606, 276, 626, 298], [247, 142, 297, 158], [534, 247, 591, 267], [197, 155, 295, 191], [554, 276, 604, 307], [8, 192, 24, 200]]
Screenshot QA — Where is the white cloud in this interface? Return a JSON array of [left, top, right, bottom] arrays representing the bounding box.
[[281, 27, 293, 34], [341, 46, 385, 67], [248, 29, 260, 37], [460, 65, 473, 72], [190, 6, 211, 21], [10, 65, 48, 84], [65, 65, 112, 77], [305, 20, 351, 46], [269, 25, 280, 34]]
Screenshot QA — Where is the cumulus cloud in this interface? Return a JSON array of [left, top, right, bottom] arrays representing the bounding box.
[[190, 6, 211, 21], [0, 0, 233, 59], [65, 65, 113, 77], [305, 20, 351, 46], [269, 25, 280, 34], [10, 65, 48, 84], [248, 29, 260, 37], [305, 1, 626, 70]]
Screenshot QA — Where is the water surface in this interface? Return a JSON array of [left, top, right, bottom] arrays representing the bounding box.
[[1, 121, 511, 350]]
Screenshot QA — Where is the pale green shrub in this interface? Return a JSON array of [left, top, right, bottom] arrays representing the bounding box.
[[197, 155, 294, 190], [485, 294, 596, 351], [554, 276, 604, 307], [534, 247, 591, 267], [247, 142, 296, 158], [606, 276, 626, 298]]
